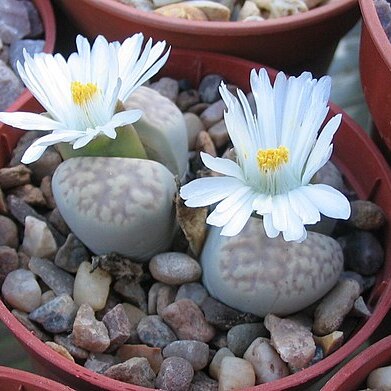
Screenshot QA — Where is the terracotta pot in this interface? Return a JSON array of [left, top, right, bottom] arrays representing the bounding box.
[[0, 365, 74, 390], [322, 335, 391, 390], [57, 0, 360, 76], [359, 0, 391, 154], [0, 49, 391, 391], [5, 0, 56, 112]]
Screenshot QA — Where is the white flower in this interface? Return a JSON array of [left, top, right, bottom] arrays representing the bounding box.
[[0, 33, 170, 163], [180, 69, 351, 242]]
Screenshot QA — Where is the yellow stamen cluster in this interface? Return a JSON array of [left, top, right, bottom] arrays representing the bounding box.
[[257, 146, 289, 172], [71, 81, 98, 106]]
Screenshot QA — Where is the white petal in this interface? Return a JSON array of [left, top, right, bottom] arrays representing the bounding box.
[[287, 188, 320, 225], [263, 214, 280, 238], [0, 112, 64, 130], [180, 177, 243, 207], [110, 110, 142, 128], [72, 131, 99, 149], [29, 131, 81, 146], [252, 193, 273, 214], [21, 145, 48, 164], [215, 185, 253, 213], [220, 196, 255, 236], [301, 184, 351, 220], [207, 188, 254, 227], [200, 152, 244, 180]]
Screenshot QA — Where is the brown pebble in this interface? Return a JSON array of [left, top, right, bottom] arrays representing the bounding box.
[[313, 331, 344, 356], [117, 344, 163, 374], [8, 184, 46, 207], [0, 164, 31, 190], [195, 130, 217, 157], [45, 341, 75, 362]]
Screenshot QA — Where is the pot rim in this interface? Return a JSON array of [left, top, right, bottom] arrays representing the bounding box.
[[359, 0, 391, 72], [82, 0, 358, 35], [1, 48, 391, 391], [0, 366, 75, 390], [322, 334, 391, 390]]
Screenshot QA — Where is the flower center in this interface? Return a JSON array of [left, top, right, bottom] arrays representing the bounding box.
[[257, 146, 289, 172], [71, 81, 98, 106]]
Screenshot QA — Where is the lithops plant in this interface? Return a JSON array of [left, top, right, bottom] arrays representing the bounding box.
[[201, 217, 344, 316], [124, 86, 188, 179], [0, 33, 188, 261]]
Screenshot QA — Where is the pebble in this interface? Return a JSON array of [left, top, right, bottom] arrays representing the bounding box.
[[0, 59, 24, 111], [113, 278, 147, 312], [150, 77, 179, 102], [0, 216, 18, 249], [54, 234, 89, 273], [45, 341, 75, 362], [0, 188, 7, 214], [29, 148, 62, 183], [0, 164, 31, 190], [22, 216, 57, 259], [9, 39, 45, 73], [238, 0, 261, 20], [2, 269, 41, 312], [176, 89, 200, 112], [155, 356, 194, 391], [0, 246, 19, 282], [0, 0, 30, 44], [313, 279, 361, 335], [208, 347, 235, 380], [104, 357, 156, 388], [121, 303, 147, 337], [102, 304, 131, 351], [347, 200, 386, 230], [47, 208, 70, 237], [72, 304, 110, 353], [84, 353, 119, 374], [265, 314, 316, 369], [54, 334, 89, 360], [29, 257, 75, 296], [137, 315, 177, 348], [313, 331, 344, 356], [218, 356, 256, 390], [163, 340, 209, 370], [367, 365, 391, 389], [148, 282, 165, 314], [227, 322, 268, 357], [40, 176, 56, 209], [191, 371, 218, 391], [22, 0, 44, 37], [29, 294, 78, 333], [73, 262, 111, 311], [199, 74, 225, 103], [117, 344, 163, 374], [149, 252, 202, 285], [208, 119, 229, 148], [184, 112, 204, 150], [161, 299, 216, 343], [188, 0, 231, 20], [11, 309, 50, 342], [201, 296, 260, 331], [243, 337, 290, 384], [352, 296, 372, 317], [40, 290, 56, 305], [156, 284, 177, 315], [200, 99, 226, 128], [154, 3, 208, 20], [8, 184, 46, 207], [342, 231, 384, 276], [195, 130, 217, 156], [175, 282, 209, 306]]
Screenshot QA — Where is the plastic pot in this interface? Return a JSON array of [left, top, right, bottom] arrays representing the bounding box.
[[57, 0, 360, 76], [0, 49, 391, 391], [6, 0, 56, 112], [359, 0, 391, 154], [0, 365, 74, 390], [322, 335, 391, 390]]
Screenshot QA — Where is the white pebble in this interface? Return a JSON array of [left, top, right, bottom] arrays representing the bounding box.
[[218, 356, 255, 390]]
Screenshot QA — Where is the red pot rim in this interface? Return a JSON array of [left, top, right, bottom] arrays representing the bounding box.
[[5, 0, 56, 114], [0, 48, 390, 391], [0, 366, 74, 390], [83, 0, 357, 35], [322, 335, 391, 390], [359, 0, 391, 72]]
